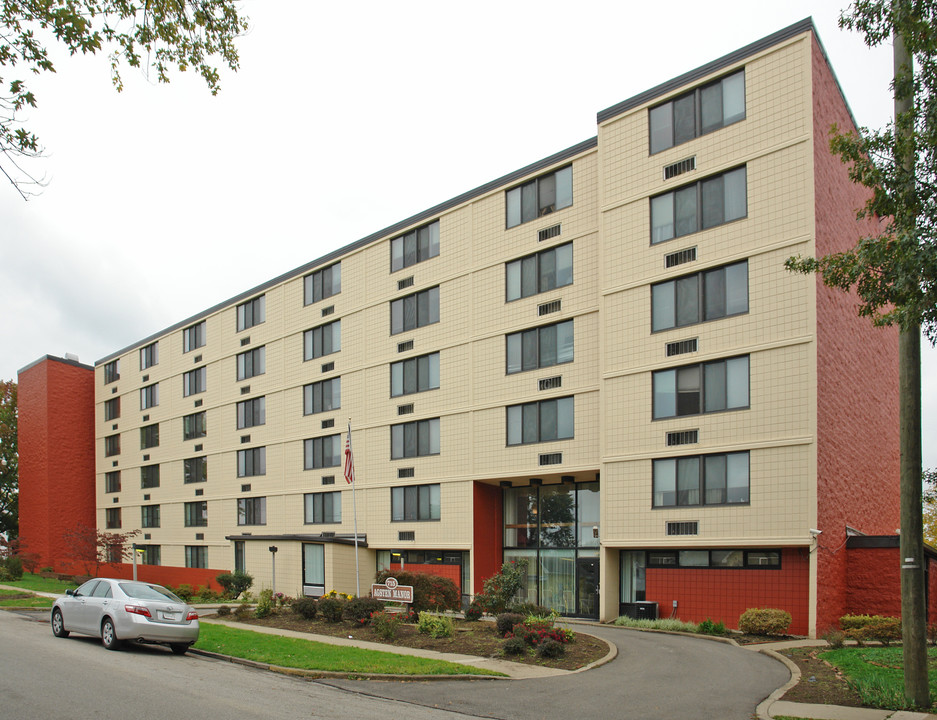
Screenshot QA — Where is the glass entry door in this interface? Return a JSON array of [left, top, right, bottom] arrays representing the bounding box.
[[576, 557, 599, 618]]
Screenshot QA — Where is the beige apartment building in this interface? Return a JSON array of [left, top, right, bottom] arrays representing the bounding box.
[[20, 19, 901, 636]]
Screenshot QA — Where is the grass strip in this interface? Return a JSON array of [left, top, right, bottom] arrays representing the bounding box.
[[1, 573, 75, 593], [820, 646, 937, 711], [0, 595, 55, 608], [194, 623, 504, 676]]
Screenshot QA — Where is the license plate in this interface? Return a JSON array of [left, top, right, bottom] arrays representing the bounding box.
[[159, 611, 178, 621]]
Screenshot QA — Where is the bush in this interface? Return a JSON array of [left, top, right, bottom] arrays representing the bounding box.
[[738, 608, 792, 636], [507, 602, 553, 617], [417, 612, 454, 638], [823, 627, 845, 649], [480, 559, 529, 615], [502, 637, 527, 655], [194, 586, 224, 602], [216, 571, 254, 599], [496, 613, 525, 637], [292, 597, 319, 620], [375, 570, 460, 612], [840, 615, 902, 645], [172, 584, 195, 602], [318, 597, 346, 623], [345, 596, 385, 624], [371, 610, 404, 640], [233, 603, 252, 620], [0, 566, 10, 581], [3, 555, 24, 581], [696, 618, 726, 636], [254, 589, 274, 619], [464, 597, 484, 621], [537, 639, 566, 659], [215, 605, 232, 617], [511, 621, 574, 646]]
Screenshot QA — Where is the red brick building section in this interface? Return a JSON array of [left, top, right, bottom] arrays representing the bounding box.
[[811, 36, 901, 633], [845, 537, 937, 623], [472, 482, 504, 593], [18, 355, 96, 571]]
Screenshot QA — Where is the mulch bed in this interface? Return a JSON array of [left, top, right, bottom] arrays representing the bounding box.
[[777, 647, 864, 707], [226, 612, 609, 671]]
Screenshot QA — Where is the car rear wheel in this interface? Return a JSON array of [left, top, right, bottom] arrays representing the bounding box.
[[101, 618, 121, 650], [51, 609, 69, 638], [170, 643, 189, 655]]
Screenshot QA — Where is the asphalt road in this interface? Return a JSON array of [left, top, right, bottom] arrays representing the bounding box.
[[2, 610, 790, 720]]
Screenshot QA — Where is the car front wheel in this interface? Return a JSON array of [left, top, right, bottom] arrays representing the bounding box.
[[51, 609, 69, 638], [101, 618, 121, 650]]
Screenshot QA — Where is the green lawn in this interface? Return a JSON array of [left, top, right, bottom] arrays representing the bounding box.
[[0, 573, 75, 593], [821, 646, 937, 712], [194, 623, 504, 676], [0, 595, 55, 608]]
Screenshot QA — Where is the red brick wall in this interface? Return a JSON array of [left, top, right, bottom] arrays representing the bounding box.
[[811, 37, 901, 632], [18, 357, 96, 570], [846, 547, 937, 624], [103, 563, 225, 592], [645, 548, 810, 635], [472, 482, 503, 595]]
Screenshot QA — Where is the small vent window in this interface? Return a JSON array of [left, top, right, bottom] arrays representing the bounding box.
[[398, 340, 414, 353], [663, 156, 696, 181], [321, 418, 335, 429], [538, 224, 561, 242], [398, 468, 415, 478], [665, 247, 697, 268], [321, 305, 335, 317], [539, 453, 562, 466], [240, 337, 251, 346], [398, 403, 415, 415], [666, 430, 699, 446], [195, 488, 204, 496], [666, 521, 699, 536], [539, 376, 562, 391], [322, 476, 335, 485], [240, 435, 251, 444], [194, 399, 203, 407], [194, 444, 203, 452], [398, 276, 415, 290], [665, 338, 698, 357], [538, 299, 562, 316], [240, 386, 251, 394], [398, 531, 415, 541], [321, 361, 335, 372], [241, 484, 251, 492]]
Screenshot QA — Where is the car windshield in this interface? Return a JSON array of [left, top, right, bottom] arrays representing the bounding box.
[[118, 582, 184, 603]]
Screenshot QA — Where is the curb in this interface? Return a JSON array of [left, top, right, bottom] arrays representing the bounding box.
[[753, 648, 802, 720]]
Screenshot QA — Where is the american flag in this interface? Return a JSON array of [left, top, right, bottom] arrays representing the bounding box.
[[343, 422, 355, 484]]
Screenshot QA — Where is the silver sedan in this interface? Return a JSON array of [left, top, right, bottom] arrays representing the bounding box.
[[51, 578, 200, 654]]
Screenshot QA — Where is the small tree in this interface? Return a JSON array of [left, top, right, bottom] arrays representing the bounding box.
[[216, 570, 254, 599], [480, 559, 530, 614], [62, 524, 139, 577]]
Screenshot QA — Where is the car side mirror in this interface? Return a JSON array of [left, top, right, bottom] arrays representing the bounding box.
[[65, 588, 77, 597]]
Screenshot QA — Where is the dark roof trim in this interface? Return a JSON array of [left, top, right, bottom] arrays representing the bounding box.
[[225, 533, 368, 548], [18, 353, 95, 376], [847, 534, 937, 560], [597, 18, 816, 124], [95, 136, 598, 367]]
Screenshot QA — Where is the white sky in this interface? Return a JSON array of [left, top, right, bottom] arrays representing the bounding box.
[[1, 0, 934, 468]]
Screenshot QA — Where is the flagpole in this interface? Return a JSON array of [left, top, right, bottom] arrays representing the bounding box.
[[345, 419, 360, 597]]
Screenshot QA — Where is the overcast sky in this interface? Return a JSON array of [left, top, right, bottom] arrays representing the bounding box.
[[1, 0, 934, 468]]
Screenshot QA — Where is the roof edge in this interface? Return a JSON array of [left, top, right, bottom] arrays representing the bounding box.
[[18, 354, 95, 376]]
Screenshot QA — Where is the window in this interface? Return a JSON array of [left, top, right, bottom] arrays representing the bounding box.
[[303, 543, 325, 594], [651, 260, 748, 332], [140, 383, 159, 410], [140, 464, 160, 489], [390, 418, 440, 459], [237, 346, 265, 380], [183, 367, 206, 397], [649, 70, 745, 154], [506, 396, 574, 445], [139, 545, 161, 566], [650, 166, 747, 244], [305, 491, 342, 524], [390, 353, 439, 397], [506, 242, 573, 302], [104, 434, 120, 457], [237, 497, 266, 525], [140, 423, 159, 449], [304, 434, 342, 469], [234, 541, 245, 573], [185, 546, 207, 569], [391, 484, 440, 521], [105, 471, 121, 493], [237, 397, 266, 429], [104, 360, 120, 384], [304, 320, 341, 360], [141, 505, 160, 528], [104, 397, 120, 421], [653, 451, 750, 507], [184, 501, 208, 527], [183, 411, 207, 440], [184, 456, 207, 484], [236, 295, 265, 331], [183, 321, 206, 352], [506, 320, 573, 374], [391, 220, 440, 272], [139, 342, 158, 370], [304, 378, 341, 415], [506, 166, 573, 228], [647, 548, 779, 569], [390, 287, 439, 335], [653, 356, 749, 419], [304, 262, 341, 305], [237, 447, 266, 477], [105, 508, 121, 529]]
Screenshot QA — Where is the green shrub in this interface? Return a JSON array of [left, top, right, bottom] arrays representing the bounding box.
[[480, 559, 529, 615], [536, 639, 566, 659], [496, 613, 525, 637], [417, 612, 454, 639], [3, 555, 24, 580], [344, 596, 385, 624], [840, 615, 901, 645], [171, 584, 195, 602], [502, 636, 527, 655], [216, 571, 254, 600], [464, 597, 484, 621], [823, 627, 845, 648], [507, 602, 553, 616], [292, 597, 319, 620], [738, 608, 792, 636], [371, 610, 404, 640], [318, 597, 346, 623], [374, 570, 460, 612], [696, 618, 726, 635], [254, 589, 274, 619], [233, 603, 252, 620], [0, 566, 10, 581], [194, 586, 224, 602], [215, 605, 232, 617]]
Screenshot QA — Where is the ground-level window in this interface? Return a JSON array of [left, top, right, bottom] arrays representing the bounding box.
[[303, 543, 325, 597], [234, 541, 245, 574]]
